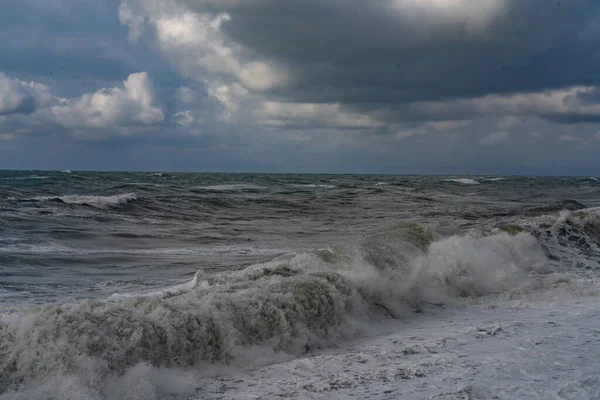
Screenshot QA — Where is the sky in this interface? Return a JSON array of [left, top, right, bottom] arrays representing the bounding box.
[[1, 0, 600, 174]]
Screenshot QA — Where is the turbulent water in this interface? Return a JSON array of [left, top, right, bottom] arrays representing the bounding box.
[[1, 171, 600, 399]]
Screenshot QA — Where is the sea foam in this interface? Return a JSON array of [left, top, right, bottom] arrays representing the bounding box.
[[29, 192, 137, 208], [0, 222, 561, 399]]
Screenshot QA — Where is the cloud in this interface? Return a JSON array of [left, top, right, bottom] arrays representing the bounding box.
[[115, 0, 600, 135], [529, 131, 544, 141], [254, 101, 383, 130], [480, 131, 510, 145], [0, 73, 57, 115], [0, 71, 169, 139], [51, 72, 164, 129], [558, 134, 582, 143], [3, 0, 600, 173]]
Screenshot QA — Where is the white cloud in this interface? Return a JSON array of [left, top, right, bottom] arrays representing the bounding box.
[[558, 134, 581, 143], [176, 86, 196, 105], [118, 2, 146, 43], [0, 73, 57, 116], [480, 131, 510, 145], [529, 131, 544, 141], [151, 11, 291, 92], [426, 120, 472, 130], [389, 0, 506, 33], [255, 101, 383, 130], [52, 72, 164, 129], [174, 110, 194, 126], [497, 116, 521, 129], [395, 127, 426, 140]]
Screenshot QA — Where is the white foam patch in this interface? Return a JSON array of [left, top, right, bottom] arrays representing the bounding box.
[[444, 178, 480, 185], [0, 243, 284, 256], [290, 184, 337, 189], [195, 184, 266, 191], [1, 175, 51, 180], [188, 300, 600, 400], [31, 192, 137, 207]]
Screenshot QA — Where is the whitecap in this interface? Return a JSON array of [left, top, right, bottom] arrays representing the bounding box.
[[196, 184, 266, 191], [32, 192, 137, 208], [444, 178, 480, 185], [290, 184, 337, 189]]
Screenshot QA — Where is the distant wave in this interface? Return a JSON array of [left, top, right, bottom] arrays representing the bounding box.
[[482, 177, 506, 182], [195, 184, 267, 191], [580, 177, 599, 182], [0, 243, 283, 256], [1, 175, 51, 180], [290, 184, 337, 189], [26, 192, 137, 208], [444, 178, 480, 185]]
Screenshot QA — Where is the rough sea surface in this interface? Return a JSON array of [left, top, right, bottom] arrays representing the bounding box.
[[1, 171, 600, 399]]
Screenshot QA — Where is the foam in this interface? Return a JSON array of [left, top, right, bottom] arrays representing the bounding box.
[[30, 192, 137, 208], [483, 177, 506, 181], [0, 243, 282, 256], [290, 184, 336, 189], [195, 184, 266, 191], [0, 175, 51, 180], [444, 178, 480, 185], [0, 223, 559, 398]]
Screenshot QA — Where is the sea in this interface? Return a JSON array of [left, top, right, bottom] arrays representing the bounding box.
[[1, 171, 600, 399]]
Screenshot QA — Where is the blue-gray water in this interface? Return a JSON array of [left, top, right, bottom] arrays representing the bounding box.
[[1, 171, 600, 398]]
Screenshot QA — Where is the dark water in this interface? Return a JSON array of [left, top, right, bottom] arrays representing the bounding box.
[[1, 171, 599, 306]]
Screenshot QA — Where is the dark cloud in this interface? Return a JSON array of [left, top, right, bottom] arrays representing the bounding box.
[[2, 0, 600, 173], [214, 0, 600, 104]]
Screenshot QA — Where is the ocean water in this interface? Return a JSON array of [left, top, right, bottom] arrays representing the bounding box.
[[1, 171, 600, 399]]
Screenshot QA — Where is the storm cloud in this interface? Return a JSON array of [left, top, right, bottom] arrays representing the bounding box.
[[1, 0, 600, 173]]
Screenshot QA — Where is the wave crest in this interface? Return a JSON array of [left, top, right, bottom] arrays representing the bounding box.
[[31, 193, 138, 208], [0, 224, 554, 398]]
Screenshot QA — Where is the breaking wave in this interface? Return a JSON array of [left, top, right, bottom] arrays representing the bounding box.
[[444, 178, 480, 185], [3, 214, 594, 399], [22, 193, 137, 208]]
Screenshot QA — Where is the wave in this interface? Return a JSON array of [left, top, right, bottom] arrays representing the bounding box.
[[445, 178, 480, 185], [195, 184, 266, 191], [0, 243, 284, 257], [290, 184, 337, 189], [1, 219, 584, 399], [0, 175, 51, 180], [24, 193, 137, 208], [483, 177, 506, 181], [528, 199, 588, 215]]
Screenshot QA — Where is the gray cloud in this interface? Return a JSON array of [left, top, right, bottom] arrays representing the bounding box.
[[2, 0, 600, 173], [116, 0, 600, 133]]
